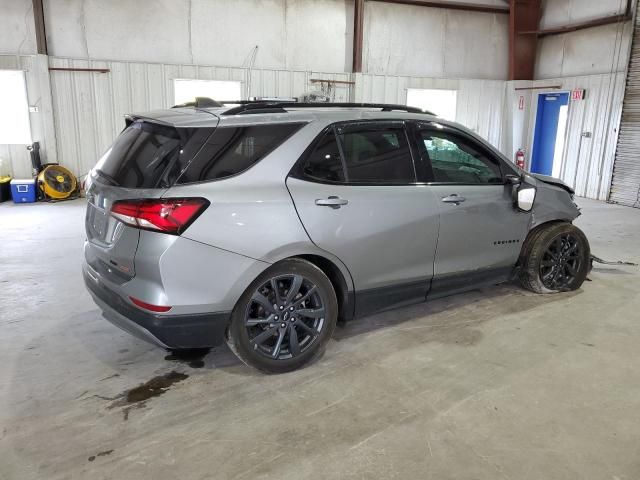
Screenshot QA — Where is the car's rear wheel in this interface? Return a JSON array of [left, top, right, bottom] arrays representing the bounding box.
[[226, 259, 338, 373], [519, 222, 590, 294]]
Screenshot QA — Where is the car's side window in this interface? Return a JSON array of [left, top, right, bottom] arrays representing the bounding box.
[[302, 130, 346, 183], [299, 123, 417, 185], [337, 125, 415, 184], [177, 123, 305, 184], [419, 129, 503, 184]]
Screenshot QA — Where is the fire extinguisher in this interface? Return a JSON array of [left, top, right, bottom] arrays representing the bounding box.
[[515, 148, 525, 170]]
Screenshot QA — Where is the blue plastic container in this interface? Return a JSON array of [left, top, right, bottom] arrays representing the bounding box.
[[10, 179, 37, 203]]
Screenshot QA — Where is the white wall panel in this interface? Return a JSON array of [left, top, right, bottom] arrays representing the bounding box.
[[539, 0, 628, 30], [48, 56, 354, 177], [44, 0, 354, 73], [536, 0, 634, 78], [354, 73, 507, 150], [363, 2, 508, 79], [0, 0, 37, 55]]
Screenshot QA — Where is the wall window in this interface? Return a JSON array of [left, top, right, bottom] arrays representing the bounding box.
[[0, 70, 32, 144], [173, 79, 242, 105], [420, 130, 502, 184], [406, 88, 457, 121]]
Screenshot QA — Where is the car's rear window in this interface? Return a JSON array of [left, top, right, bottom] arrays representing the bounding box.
[[94, 120, 213, 188], [176, 123, 305, 184]]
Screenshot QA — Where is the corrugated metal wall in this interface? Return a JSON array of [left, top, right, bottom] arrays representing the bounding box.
[[354, 74, 508, 152], [524, 73, 626, 200], [48, 56, 354, 178], [1, 55, 628, 203]]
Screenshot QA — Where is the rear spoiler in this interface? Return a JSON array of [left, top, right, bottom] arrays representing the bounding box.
[[124, 114, 174, 128]]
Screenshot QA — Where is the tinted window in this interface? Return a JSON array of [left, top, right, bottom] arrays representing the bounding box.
[[178, 123, 304, 184], [338, 126, 415, 184], [94, 121, 210, 188], [301, 130, 345, 182], [420, 130, 502, 184]]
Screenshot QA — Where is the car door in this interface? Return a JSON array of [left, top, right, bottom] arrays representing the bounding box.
[[412, 121, 532, 298], [286, 120, 440, 317]]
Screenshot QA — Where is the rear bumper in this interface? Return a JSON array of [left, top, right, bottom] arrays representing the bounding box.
[[83, 265, 231, 349]]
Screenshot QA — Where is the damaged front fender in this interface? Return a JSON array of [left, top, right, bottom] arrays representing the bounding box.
[[526, 174, 581, 229]]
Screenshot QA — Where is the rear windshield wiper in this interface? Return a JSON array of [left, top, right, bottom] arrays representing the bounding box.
[[95, 169, 119, 186]]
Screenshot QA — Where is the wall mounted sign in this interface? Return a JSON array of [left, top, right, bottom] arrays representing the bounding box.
[[572, 89, 586, 101]]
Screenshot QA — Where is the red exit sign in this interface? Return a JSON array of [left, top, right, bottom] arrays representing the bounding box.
[[572, 89, 586, 100]]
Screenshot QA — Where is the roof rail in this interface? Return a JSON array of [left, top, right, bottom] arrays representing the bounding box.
[[219, 101, 435, 116]]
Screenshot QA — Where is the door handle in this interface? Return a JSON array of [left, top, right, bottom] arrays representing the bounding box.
[[315, 196, 349, 209], [441, 194, 466, 205]]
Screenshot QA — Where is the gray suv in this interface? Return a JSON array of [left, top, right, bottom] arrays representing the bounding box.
[[83, 101, 590, 373]]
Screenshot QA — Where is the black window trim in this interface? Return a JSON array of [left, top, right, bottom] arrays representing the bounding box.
[[289, 119, 420, 187], [411, 120, 511, 187], [175, 121, 309, 186]]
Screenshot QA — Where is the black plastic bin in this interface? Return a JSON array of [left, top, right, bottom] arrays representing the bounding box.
[[0, 177, 11, 202]]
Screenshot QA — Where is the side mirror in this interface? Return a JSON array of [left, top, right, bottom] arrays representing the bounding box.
[[516, 186, 536, 212], [507, 172, 535, 211]]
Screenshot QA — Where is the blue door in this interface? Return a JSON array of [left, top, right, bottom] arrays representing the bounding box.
[[531, 92, 569, 175]]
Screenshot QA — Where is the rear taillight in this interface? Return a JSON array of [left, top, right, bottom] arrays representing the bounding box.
[[111, 198, 209, 235]]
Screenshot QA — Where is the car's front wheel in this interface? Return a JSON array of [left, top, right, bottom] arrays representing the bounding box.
[[519, 222, 591, 294], [226, 259, 338, 373]]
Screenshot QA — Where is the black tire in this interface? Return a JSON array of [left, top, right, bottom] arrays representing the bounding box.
[[226, 258, 338, 373], [519, 222, 590, 294]]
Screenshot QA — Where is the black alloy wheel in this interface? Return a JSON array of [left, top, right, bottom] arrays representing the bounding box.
[[519, 222, 590, 294], [539, 233, 583, 290], [245, 274, 326, 360], [226, 258, 338, 373]]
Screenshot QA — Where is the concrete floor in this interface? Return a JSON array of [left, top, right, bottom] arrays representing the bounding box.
[[0, 197, 639, 480]]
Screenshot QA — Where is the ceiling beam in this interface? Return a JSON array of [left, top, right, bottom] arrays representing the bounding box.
[[509, 0, 541, 80], [368, 0, 509, 14]]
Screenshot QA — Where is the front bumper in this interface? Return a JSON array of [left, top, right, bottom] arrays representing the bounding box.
[[83, 265, 231, 349]]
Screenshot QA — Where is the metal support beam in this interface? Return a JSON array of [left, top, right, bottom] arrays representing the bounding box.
[[48, 67, 110, 73], [520, 13, 631, 37], [32, 0, 47, 55], [353, 0, 365, 73], [369, 0, 509, 14], [509, 0, 541, 81]]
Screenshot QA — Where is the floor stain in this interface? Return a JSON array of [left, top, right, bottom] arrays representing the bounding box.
[[124, 371, 188, 403], [88, 449, 114, 462], [106, 371, 189, 420], [165, 348, 210, 369], [122, 402, 146, 421]]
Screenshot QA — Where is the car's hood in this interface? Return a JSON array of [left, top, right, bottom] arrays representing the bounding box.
[[529, 173, 575, 195]]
